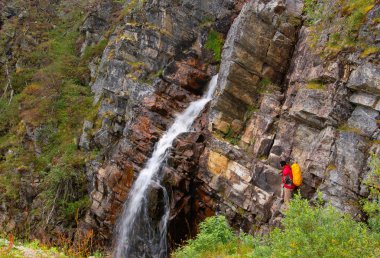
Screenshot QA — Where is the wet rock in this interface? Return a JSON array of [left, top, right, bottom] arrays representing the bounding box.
[[147, 183, 166, 221], [163, 57, 210, 93]]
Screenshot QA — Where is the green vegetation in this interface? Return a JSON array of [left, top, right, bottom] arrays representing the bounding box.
[[118, 0, 146, 20], [82, 39, 108, 63], [223, 126, 241, 145], [174, 216, 254, 258], [362, 154, 380, 232], [305, 81, 326, 90], [360, 46, 380, 58], [175, 193, 380, 257], [0, 237, 104, 258], [258, 78, 281, 94], [304, 0, 377, 59], [205, 29, 224, 62], [0, 1, 104, 239], [337, 123, 363, 134], [244, 105, 259, 122], [0, 238, 66, 258]]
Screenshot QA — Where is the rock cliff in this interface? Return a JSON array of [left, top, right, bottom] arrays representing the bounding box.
[[1, 0, 379, 254], [79, 0, 380, 251]]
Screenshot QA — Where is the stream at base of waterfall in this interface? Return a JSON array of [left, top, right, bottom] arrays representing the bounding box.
[[114, 75, 219, 258]]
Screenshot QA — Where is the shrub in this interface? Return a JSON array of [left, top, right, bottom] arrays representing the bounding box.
[[362, 154, 380, 232], [174, 215, 240, 258], [253, 193, 380, 257], [176, 194, 380, 258]]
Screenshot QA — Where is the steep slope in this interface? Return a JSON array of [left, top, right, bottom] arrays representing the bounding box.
[[0, 0, 122, 244]]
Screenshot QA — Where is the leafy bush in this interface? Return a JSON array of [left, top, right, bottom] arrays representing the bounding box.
[[173, 215, 254, 258], [175, 194, 380, 258], [252, 194, 380, 257]]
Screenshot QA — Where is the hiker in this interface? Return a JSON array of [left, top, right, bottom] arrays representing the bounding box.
[[280, 160, 295, 209]]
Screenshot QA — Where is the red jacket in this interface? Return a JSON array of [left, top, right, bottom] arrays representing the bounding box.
[[282, 164, 295, 189]]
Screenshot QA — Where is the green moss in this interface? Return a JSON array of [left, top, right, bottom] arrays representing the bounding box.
[[117, 0, 145, 21], [360, 46, 380, 57], [259, 77, 272, 87], [205, 30, 224, 62], [326, 164, 337, 171], [337, 123, 362, 134], [244, 105, 259, 121], [305, 81, 326, 90]]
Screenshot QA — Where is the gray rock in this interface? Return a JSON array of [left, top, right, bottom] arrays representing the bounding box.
[[374, 100, 380, 111], [349, 92, 377, 108], [212, 0, 302, 123], [333, 132, 367, 193], [347, 63, 380, 94], [347, 106, 379, 137]]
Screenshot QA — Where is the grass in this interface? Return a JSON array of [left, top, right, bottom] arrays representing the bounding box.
[[223, 126, 241, 145], [205, 29, 224, 62], [0, 236, 104, 258], [257, 78, 281, 94]]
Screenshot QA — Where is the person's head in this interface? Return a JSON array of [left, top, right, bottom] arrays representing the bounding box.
[[280, 160, 287, 167]]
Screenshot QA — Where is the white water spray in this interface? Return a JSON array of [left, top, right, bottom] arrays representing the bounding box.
[[114, 75, 219, 257]]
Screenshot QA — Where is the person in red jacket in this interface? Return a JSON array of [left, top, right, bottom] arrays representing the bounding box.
[[280, 160, 295, 209]]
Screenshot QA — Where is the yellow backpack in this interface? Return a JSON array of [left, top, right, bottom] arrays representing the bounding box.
[[291, 163, 302, 186]]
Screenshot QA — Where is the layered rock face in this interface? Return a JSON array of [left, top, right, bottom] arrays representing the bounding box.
[[81, 0, 380, 251], [79, 0, 244, 246], [203, 0, 380, 232]]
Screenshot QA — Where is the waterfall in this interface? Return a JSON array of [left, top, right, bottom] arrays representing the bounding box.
[[114, 75, 219, 257]]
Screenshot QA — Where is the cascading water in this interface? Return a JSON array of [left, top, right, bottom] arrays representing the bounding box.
[[114, 75, 219, 258]]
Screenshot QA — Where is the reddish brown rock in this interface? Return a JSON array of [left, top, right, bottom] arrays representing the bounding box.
[[163, 57, 211, 92]]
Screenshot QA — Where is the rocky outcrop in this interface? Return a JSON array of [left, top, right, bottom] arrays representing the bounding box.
[[198, 0, 380, 232]]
